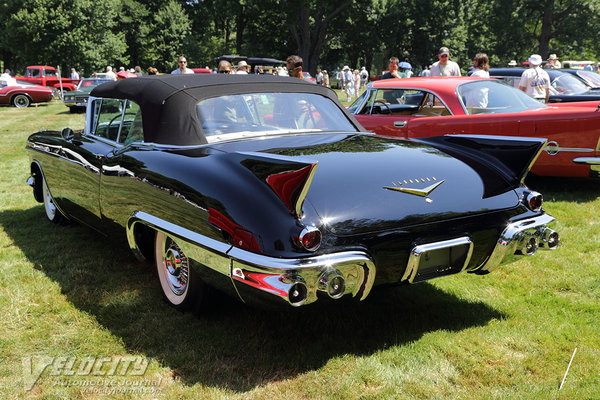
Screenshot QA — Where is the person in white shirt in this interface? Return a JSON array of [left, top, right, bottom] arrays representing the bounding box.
[[430, 47, 461, 76], [465, 53, 490, 108], [105, 66, 117, 79], [519, 54, 550, 103], [236, 60, 249, 74], [70, 68, 79, 80], [360, 67, 368, 86], [0, 68, 11, 80], [469, 53, 489, 78], [171, 56, 194, 74]]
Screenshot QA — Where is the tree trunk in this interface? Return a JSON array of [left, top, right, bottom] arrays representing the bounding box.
[[290, 2, 351, 76], [235, 5, 245, 55], [538, 0, 554, 57]]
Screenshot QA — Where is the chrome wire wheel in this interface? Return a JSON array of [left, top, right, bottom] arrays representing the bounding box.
[[155, 232, 190, 306]]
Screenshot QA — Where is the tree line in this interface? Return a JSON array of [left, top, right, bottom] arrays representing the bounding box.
[[1, 0, 599, 77]]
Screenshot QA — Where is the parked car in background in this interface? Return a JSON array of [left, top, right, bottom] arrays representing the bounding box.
[[63, 78, 115, 112], [560, 68, 600, 89], [370, 71, 389, 81], [25, 74, 558, 311], [488, 67, 600, 103], [561, 60, 596, 70], [0, 76, 54, 107], [329, 71, 342, 89], [350, 77, 600, 178], [17, 65, 80, 91], [191, 68, 212, 74], [213, 55, 285, 74]]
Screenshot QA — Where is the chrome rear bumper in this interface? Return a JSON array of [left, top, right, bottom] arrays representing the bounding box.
[[477, 213, 559, 274], [127, 211, 557, 307]]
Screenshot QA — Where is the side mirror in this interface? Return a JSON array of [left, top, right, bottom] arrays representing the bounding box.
[[61, 127, 74, 140]]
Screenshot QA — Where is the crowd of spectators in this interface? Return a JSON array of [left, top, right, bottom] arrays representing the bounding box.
[[6, 48, 600, 106]]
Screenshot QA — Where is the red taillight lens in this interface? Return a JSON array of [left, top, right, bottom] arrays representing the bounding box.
[[526, 191, 543, 211], [298, 227, 321, 251]]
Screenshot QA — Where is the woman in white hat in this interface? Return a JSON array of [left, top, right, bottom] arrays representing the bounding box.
[[518, 54, 550, 103]]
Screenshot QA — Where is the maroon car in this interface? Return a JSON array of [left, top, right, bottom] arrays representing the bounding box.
[[1, 77, 54, 108]]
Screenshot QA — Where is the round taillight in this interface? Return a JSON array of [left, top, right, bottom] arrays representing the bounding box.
[[526, 191, 543, 211], [298, 226, 321, 251]]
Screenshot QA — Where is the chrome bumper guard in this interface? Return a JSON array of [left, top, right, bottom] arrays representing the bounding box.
[[477, 213, 559, 274], [127, 211, 376, 307]]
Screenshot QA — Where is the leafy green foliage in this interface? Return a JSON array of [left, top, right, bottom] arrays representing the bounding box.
[[146, 0, 192, 72], [2, 0, 600, 80], [3, 0, 127, 75]]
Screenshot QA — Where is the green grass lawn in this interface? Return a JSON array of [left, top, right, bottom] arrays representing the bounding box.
[[1, 100, 599, 399]]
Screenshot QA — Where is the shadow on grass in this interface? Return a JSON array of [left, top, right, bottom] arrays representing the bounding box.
[[1, 206, 505, 392], [525, 174, 600, 202]]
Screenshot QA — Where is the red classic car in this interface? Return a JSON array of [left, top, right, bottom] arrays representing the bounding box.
[[0, 77, 54, 107], [350, 77, 600, 178], [18, 66, 80, 91]]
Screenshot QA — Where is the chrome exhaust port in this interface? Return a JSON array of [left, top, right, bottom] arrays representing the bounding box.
[[515, 234, 538, 256], [539, 228, 560, 250], [318, 270, 346, 299], [288, 282, 308, 306]]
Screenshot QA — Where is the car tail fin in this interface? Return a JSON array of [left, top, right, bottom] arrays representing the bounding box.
[[415, 135, 547, 197], [235, 152, 318, 218]]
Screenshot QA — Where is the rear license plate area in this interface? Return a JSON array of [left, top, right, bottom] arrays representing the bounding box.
[[403, 237, 473, 283]]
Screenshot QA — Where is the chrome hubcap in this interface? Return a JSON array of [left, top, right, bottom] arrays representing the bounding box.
[[162, 240, 189, 296]]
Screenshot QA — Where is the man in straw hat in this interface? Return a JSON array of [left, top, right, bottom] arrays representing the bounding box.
[[544, 54, 561, 69], [236, 60, 249, 74]]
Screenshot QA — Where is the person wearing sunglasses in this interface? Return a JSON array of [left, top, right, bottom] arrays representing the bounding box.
[[217, 60, 232, 74], [171, 56, 194, 74], [286, 55, 304, 79], [430, 47, 461, 77]]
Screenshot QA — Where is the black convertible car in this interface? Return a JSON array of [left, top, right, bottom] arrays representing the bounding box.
[[26, 75, 559, 310]]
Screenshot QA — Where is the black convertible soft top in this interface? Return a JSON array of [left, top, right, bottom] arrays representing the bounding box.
[[90, 75, 359, 145]]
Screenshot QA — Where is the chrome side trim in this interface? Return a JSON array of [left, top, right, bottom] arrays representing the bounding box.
[[402, 236, 473, 283], [126, 211, 376, 306], [126, 211, 232, 275], [573, 157, 600, 165], [477, 213, 558, 274], [545, 141, 595, 155]]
